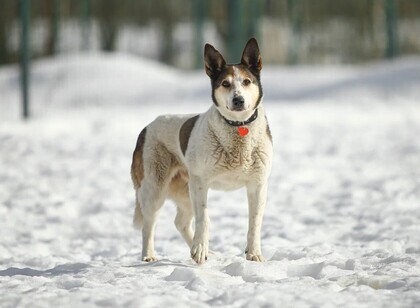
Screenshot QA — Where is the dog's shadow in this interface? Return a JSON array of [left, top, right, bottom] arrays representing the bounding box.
[[124, 258, 196, 269], [0, 263, 89, 277]]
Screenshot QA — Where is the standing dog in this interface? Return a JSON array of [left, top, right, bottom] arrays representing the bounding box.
[[131, 38, 272, 264]]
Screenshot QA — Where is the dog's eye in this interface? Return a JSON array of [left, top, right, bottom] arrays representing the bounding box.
[[243, 79, 251, 86], [222, 81, 230, 88]]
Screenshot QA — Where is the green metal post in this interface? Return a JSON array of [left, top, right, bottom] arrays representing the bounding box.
[[20, 0, 30, 119], [287, 0, 301, 65], [193, 0, 206, 69], [227, 0, 245, 62], [384, 0, 399, 58], [248, 0, 262, 39], [52, 0, 60, 54], [81, 0, 91, 50], [52, 0, 59, 54]]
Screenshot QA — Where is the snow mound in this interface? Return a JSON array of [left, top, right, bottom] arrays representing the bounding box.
[[264, 57, 420, 102], [0, 53, 204, 119], [28, 53, 181, 106]]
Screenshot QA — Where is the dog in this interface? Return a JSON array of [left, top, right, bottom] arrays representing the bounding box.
[[131, 38, 272, 264]]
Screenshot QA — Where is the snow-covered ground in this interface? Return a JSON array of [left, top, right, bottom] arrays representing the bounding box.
[[1, 54, 420, 307]]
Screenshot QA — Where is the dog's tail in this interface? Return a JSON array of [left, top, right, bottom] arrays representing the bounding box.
[[133, 194, 143, 230], [131, 127, 147, 230]]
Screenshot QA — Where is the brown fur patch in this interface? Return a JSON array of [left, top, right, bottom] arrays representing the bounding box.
[[131, 127, 147, 189], [168, 169, 189, 201], [235, 64, 257, 81], [152, 142, 181, 184], [179, 115, 199, 155]]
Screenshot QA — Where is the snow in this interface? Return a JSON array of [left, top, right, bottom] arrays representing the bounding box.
[[1, 53, 420, 307]]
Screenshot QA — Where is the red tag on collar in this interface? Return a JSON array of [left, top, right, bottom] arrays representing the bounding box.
[[238, 126, 249, 137]]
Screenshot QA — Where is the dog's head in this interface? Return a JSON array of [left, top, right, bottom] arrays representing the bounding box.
[[204, 38, 263, 121]]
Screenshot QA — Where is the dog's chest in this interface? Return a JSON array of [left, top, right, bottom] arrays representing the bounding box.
[[207, 137, 266, 190], [208, 128, 267, 174]]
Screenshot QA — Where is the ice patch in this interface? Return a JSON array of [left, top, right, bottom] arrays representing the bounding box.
[[165, 268, 197, 282], [358, 276, 407, 290], [287, 262, 325, 279], [270, 248, 307, 261], [223, 260, 287, 282]]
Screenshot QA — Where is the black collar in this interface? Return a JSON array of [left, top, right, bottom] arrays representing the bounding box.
[[222, 109, 258, 127]]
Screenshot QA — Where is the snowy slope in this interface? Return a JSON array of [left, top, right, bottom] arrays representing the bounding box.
[[1, 54, 420, 307]]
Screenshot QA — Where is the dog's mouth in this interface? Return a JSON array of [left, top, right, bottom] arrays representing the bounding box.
[[231, 106, 246, 112], [223, 105, 254, 123]]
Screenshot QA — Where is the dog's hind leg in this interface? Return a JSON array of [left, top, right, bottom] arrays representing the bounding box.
[[138, 180, 166, 262], [133, 194, 143, 229]]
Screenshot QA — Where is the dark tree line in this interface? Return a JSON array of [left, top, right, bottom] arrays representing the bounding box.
[[0, 0, 419, 66]]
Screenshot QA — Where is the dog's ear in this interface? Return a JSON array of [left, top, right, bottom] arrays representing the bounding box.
[[241, 38, 262, 74], [204, 44, 226, 79]]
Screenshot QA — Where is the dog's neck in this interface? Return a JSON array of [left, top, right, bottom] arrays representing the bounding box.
[[208, 105, 266, 141]]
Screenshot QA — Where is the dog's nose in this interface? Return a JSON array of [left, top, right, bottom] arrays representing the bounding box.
[[232, 96, 245, 109]]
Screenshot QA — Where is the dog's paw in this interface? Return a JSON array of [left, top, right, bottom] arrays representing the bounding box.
[[246, 253, 265, 262], [191, 242, 208, 265], [142, 256, 158, 262]]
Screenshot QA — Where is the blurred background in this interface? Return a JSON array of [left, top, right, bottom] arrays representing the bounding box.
[[1, 0, 419, 69], [2, 2, 420, 305], [1, 0, 420, 120]]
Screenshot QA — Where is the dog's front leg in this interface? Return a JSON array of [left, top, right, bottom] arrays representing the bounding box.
[[245, 182, 268, 262], [189, 175, 209, 264]]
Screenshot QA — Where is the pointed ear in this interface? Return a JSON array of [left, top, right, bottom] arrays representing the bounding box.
[[241, 38, 262, 74], [204, 44, 226, 79]]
